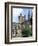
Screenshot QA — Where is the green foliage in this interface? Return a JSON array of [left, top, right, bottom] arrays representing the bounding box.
[[30, 16, 32, 25], [22, 25, 32, 37]]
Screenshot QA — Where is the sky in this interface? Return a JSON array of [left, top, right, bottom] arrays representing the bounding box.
[[12, 8, 32, 23]]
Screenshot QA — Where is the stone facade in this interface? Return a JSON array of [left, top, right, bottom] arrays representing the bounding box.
[[16, 14, 26, 37]]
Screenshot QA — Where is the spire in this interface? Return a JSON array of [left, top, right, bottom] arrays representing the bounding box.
[[20, 13, 22, 16], [28, 10, 30, 21], [24, 15, 26, 21]]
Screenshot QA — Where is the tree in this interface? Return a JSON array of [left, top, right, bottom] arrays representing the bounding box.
[[22, 25, 32, 37], [30, 16, 32, 25]]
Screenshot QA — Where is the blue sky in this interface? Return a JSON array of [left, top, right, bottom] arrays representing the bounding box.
[[12, 8, 32, 23]]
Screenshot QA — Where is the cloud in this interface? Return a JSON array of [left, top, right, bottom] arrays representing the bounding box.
[[13, 8, 23, 16], [12, 8, 23, 23]]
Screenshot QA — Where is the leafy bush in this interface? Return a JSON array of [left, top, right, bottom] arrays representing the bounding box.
[[22, 25, 32, 37]]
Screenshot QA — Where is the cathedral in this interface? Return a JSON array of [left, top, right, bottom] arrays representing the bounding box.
[[11, 10, 32, 38]]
